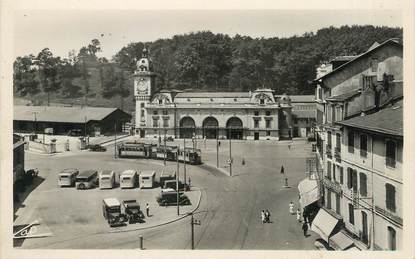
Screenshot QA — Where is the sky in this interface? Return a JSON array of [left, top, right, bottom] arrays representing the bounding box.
[[13, 9, 402, 59]]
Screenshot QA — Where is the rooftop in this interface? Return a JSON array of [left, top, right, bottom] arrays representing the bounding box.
[[292, 110, 316, 119], [276, 95, 314, 103], [336, 99, 403, 137], [14, 105, 130, 123], [175, 92, 251, 98], [315, 38, 402, 82], [325, 89, 361, 102]]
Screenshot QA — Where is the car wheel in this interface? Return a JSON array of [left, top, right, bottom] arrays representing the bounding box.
[[78, 183, 85, 190]]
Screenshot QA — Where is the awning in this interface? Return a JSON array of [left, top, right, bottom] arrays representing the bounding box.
[[298, 178, 320, 207], [329, 231, 354, 250], [310, 208, 340, 242]]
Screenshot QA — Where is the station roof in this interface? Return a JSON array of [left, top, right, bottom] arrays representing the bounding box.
[[337, 99, 403, 137], [175, 92, 251, 98], [14, 105, 130, 123]]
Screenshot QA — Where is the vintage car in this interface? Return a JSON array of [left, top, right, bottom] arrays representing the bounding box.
[[88, 144, 107, 152], [102, 198, 126, 227], [163, 179, 190, 192], [156, 189, 191, 206], [122, 199, 145, 224]]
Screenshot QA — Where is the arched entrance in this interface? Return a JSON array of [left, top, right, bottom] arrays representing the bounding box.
[[202, 117, 218, 139], [226, 117, 243, 139], [179, 117, 195, 138]]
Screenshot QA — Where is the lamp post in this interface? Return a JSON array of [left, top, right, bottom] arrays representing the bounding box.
[[229, 128, 232, 177], [164, 129, 167, 166], [183, 137, 187, 187], [189, 212, 201, 250], [32, 112, 38, 135], [114, 122, 117, 159], [176, 147, 180, 216], [216, 127, 219, 168], [84, 116, 87, 137]]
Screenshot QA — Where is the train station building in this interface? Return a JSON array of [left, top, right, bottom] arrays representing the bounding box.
[[133, 48, 294, 140]]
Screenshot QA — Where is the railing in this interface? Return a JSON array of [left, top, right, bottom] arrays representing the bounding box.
[[386, 157, 396, 168]]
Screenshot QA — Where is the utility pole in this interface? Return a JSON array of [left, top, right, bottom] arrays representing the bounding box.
[[183, 137, 187, 187], [32, 112, 38, 135], [176, 147, 180, 216], [114, 122, 117, 159], [229, 128, 232, 177], [189, 213, 201, 250], [216, 127, 219, 168], [84, 116, 87, 138], [164, 129, 167, 166]]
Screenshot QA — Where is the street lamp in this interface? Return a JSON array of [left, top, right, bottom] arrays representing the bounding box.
[[183, 137, 187, 187], [229, 128, 232, 177], [176, 147, 180, 216], [216, 127, 219, 168], [32, 111, 38, 135], [164, 129, 167, 166]]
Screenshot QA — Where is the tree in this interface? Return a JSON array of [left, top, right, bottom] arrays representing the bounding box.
[[60, 58, 82, 98], [36, 48, 62, 106], [13, 55, 41, 99]]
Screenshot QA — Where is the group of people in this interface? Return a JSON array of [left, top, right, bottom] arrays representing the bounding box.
[[289, 201, 310, 237], [261, 210, 271, 223]]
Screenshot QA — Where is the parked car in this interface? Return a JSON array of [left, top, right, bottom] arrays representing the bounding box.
[[163, 179, 190, 191], [88, 144, 107, 152], [122, 200, 145, 223], [102, 198, 126, 227], [164, 136, 174, 142], [156, 189, 191, 206]]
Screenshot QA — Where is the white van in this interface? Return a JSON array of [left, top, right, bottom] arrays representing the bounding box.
[[120, 170, 138, 189], [139, 170, 156, 189], [99, 170, 116, 189], [58, 168, 79, 187]]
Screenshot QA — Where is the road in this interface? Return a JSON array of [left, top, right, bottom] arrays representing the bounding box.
[[15, 138, 318, 249]]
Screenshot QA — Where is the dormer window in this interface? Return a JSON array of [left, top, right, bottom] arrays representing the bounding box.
[[159, 99, 163, 105], [260, 99, 265, 105]]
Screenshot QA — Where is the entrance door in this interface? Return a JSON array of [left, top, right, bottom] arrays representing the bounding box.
[[254, 132, 259, 140], [140, 129, 145, 138]]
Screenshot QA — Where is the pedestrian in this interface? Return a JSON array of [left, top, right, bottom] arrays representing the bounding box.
[[265, 210, 271, 223], [302, 221, 309, 237], [296, 209, 301, 222], [261, 210, 265, 224], [289, 201, 294, 214], [218, 141, 221, 147], [288, 144, 291, 150], [242, 157, 245, 165], [302, 210, 308, 224], [188, 177, 191, 188], [280, 165, 285, 174], [146, 203, 150, 217]]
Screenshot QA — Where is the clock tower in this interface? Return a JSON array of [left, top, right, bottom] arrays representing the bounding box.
[[133, 47, 156, 137]]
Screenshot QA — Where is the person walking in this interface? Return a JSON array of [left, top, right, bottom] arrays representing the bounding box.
[[296, 209, 301, 222], [188, 177, 192, 188], [303, 210, 308, 224], [280, 165, 285, 174], [261, 210, 265, 224], [146, 203, 150, 217], [265, 210, 271, 223], [289, 201, 294, 215], [302, 221, 309, 237]]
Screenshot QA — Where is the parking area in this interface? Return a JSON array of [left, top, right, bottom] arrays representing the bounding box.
[[14, 152, 200, 248]]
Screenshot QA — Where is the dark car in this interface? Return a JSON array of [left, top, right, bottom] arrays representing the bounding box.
[[163, 179, 190, 191], [122, 200, 145, 224], [88, 144, 107, 152], [156, 189, 191, 206]]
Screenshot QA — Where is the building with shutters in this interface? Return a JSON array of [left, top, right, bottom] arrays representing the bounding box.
[[133, 47, 294, 140], [311, 38, 403, 250]]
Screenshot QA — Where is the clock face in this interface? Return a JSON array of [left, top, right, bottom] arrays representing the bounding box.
[[135, 77, 149, 95]]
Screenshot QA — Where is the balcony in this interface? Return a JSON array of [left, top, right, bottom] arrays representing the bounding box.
[[334, 147, 341, 161], [326, 144, 332, 158], [386, 157, 396, 168]]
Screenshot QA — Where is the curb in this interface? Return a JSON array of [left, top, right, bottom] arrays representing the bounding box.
[[198, 163, 230, 177], [108, 187, 203, 234]]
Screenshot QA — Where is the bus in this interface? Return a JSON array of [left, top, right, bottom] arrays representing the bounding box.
[[76, 170, 98, 189], [99, 170, 116, 189], [120, 170, 138, 189], [139, 170, 156, 189], [58, 168, 79, 187]]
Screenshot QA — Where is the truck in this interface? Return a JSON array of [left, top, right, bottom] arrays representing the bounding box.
[[122, 200, 145, 224], [102, 198, 126, 227]]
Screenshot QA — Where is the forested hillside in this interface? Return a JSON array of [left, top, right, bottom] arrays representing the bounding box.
[[13, 25, 402, 112]]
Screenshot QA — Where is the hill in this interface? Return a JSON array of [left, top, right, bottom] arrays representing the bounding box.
[[13, 25, 403, 114]]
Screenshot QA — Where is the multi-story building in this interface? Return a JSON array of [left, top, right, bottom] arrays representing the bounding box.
[[285, 95, 316, 138], [133, 48, 294, 140], [311, 38, 403, 250]]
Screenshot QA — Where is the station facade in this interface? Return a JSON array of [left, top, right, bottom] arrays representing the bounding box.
[[133, 48, 293, 140]]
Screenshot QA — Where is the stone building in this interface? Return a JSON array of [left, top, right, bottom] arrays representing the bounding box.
[[133, 48, 293, 140], [311, 38, 403, 250]]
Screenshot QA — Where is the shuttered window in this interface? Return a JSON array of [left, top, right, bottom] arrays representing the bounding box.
[[359, 173, 367, 197], [385, 183, 396, 212]]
